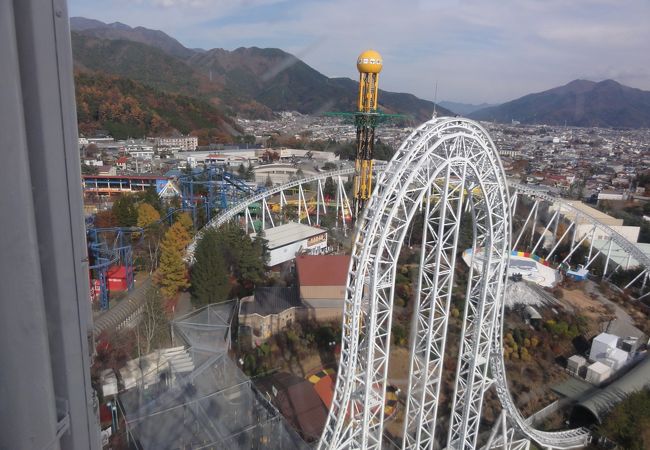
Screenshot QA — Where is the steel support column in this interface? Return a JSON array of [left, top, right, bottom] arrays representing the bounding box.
[[0, 1, 100, 448]]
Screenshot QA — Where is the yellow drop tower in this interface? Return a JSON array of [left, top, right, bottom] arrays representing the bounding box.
[[353, 49, 382, 219]]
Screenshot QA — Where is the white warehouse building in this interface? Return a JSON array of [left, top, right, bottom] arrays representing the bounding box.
[[549, 201, 640, 243], [254, 222, 328, 267]]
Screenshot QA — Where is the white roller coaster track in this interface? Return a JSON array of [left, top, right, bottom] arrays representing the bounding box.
[[511, 183, 650, 270], [187, 117, 650, 449], [191, 172, 650, 281]]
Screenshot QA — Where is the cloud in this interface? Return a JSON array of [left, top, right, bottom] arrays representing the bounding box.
[[68, 0, 650, 103]]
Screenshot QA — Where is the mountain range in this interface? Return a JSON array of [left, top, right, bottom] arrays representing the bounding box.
[[70, 17, 650, 133], [438, 101, 498, 116], [469, 79, 650, 128], [70, 17, 451, 129]]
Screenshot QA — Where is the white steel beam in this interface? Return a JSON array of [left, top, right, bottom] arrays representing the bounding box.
[[513, 200, 538, 250]]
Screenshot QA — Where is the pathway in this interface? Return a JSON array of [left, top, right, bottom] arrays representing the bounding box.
[[93, 276, 152, 335]]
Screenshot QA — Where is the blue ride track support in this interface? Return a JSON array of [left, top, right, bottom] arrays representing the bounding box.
[[178, 164, 259, 217], [87, 229, 110, 310], [86, 226, 143, 310], [163, 206, 197, 230]]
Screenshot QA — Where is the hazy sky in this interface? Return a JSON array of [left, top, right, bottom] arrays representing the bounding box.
[[68, 0, 650, 104]]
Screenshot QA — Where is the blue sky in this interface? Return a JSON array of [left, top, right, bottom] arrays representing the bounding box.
[[68, 0, 650, 104]]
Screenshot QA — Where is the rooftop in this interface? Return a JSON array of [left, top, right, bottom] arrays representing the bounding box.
[[594, 332, 619, 348], [296, 254, 351, 287], [255, 372, 327, 442], [568, 355, 587, 364], [575, 356, 650, 423], [588, 361, 612, 375], [256, 222, 326, 250], [240, 287, 303, 317], [559, 201, 623, 226]]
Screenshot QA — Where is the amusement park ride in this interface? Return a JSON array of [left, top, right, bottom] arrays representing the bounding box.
[[186, 116, 603, 450], [316, 117, 592, 450], [86, 163, 263, 310], [11, 8, 649, 448], [87, 226, 141, 310], [325, 49, 405, 220], [92, 51, 647, 450], [352, 49, 383, 218]]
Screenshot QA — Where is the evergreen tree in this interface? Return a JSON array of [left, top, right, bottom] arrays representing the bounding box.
[[324, 177, 336, 197], [191, 228, 231, 306], [154, 222, 190, 298], [138, 186, 163, 214], [112, 195, 138, 227], [237, 163, 247, 178], [190, 224, 268, 300], [217, 225, 243, 271], [245, 164, 255, 181], [236, 234, 267, 293]]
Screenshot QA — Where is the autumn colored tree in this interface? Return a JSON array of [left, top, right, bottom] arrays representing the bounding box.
[[137, 186, 163, 214], [154, 222, 190, 298], [176, 212, 194, 238], [94, 209, 118, 228], [74, 71, 241, 140], [137, 203, 161, 228], [261, 149, 280, 162], [84, 143, 100, 158], [137, 203, 164, 273]]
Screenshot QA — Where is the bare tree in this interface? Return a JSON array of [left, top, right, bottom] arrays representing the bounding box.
[[138, 286, 168, 354], [145, 225, 164, 274]]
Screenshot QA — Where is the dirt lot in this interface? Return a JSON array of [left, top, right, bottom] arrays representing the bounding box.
[[384, 346, 411, 441], [557, 279, 649, 337], [279, 350, 331, 378], [558, 284, 611, 329]]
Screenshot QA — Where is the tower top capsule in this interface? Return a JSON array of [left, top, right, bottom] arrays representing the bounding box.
[[357, 49, 382, 74]]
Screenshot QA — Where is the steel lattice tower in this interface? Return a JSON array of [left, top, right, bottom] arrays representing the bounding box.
[[352, 50, 382, 219], [318, 117, 589, 450]]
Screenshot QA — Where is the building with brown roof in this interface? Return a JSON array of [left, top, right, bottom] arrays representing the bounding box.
[[239, 287, 305, 345], [255, 372, 328, 442], [295, 254, 350, 321]]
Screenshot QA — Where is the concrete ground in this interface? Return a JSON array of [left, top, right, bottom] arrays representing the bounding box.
[[173, 291, 194, 319]]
